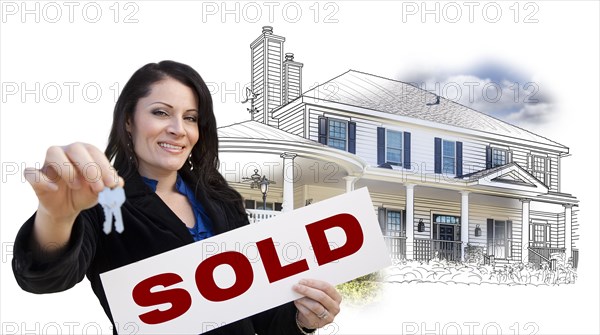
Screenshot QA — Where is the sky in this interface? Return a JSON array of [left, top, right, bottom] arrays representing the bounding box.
[[1, 1, 599, 334]]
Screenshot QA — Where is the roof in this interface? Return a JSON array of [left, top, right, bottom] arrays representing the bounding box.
[[301, 70, 566, 149], [217, 120, 316, 144]]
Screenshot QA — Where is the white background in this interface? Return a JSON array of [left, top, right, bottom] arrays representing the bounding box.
[[1, 1, 598, 334]]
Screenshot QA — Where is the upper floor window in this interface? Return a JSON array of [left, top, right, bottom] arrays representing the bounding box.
[[434, 137, 462, 176], [378, 127, 411, 169], [386, 130, 403, 166], [486, 146, 511, 169], [531, 155, 547, 183], [328, 119, 347, 150], [318, 116, 356, 154], [492, 148, 507, 167], [442, 140, 456, 174]]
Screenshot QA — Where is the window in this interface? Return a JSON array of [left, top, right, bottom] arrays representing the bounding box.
[[386, 210, 404, 237], [244, 200, 282, 211], [433, 214, 460, 225], [435, 138, 462, 176], [432, 214, 461, 241], [379, 128, 411, 168], [492, 148, 507, 167], [531, 155, 546, 182], [378, 208, 405, 237], [530, 220, 550, 248], [386, 130, 403, 165], [442, 140, 456, 174], [328, 119, 347, 150], [244, 199, 255, 209], [487, 219, 513, 259]]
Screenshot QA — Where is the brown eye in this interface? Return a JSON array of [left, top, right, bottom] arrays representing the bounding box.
[[152, 109, 168, 116]]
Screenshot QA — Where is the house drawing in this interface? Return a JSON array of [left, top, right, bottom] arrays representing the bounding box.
[[217, 26, 579, 271]]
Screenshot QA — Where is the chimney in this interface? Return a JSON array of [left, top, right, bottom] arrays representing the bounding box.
[[249, 26, 285, 126], [282, 53, 303, 104]]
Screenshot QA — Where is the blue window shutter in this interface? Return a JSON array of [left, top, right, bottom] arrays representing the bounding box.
[[377, 127, 385, 165], [348, 121, 356, 154], [456, 141, 463, 177], [378, 207, 386, 232], [434, 137, 442, 174], [486, 146, 492, 169], [403, 132, 411, 169], [487, 218, 494, 254], [318, 116, 328, 145]]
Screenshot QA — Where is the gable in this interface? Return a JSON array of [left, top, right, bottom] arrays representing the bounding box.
[[492, 170, 537, 187], [465, 163, 548, 194]]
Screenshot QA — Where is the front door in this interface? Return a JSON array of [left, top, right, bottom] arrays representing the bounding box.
[[494, 221, 506, 259], [439, 224, 455, 260]]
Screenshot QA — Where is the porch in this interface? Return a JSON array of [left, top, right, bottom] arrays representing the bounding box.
[[383, 236, 462, 262], [527, 246, 578, 270], [246, 209, 280, 224]]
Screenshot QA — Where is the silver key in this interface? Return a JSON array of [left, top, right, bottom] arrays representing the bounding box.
[[98, 186, 126, 234]]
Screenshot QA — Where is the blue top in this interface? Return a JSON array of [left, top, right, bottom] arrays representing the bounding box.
[[142, 174, 213, 242]]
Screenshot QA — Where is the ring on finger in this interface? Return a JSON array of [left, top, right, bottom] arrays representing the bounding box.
[[317, 309, 329, 319]]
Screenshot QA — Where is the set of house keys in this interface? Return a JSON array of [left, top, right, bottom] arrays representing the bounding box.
[[98, 186, 125, 234]]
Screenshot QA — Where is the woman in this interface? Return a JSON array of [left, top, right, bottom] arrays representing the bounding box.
[[12, 60, 341, 334]]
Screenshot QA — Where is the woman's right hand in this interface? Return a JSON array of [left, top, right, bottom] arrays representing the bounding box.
[[24, 143, 124, 250]]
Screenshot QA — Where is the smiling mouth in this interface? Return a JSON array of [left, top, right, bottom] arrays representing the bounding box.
[[158, 142, 184, 151]]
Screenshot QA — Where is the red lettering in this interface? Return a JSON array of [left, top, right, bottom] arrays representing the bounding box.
[[195, 251, 253, 302], [305, 213, 364, 266], [132, 273, 192, 325], [256, 238, 309, 283]]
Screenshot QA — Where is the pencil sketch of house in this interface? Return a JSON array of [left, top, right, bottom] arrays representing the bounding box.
[[217, 26, 579, 273]]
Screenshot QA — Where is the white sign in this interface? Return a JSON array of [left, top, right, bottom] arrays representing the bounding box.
[[100, 187, 391, 334]]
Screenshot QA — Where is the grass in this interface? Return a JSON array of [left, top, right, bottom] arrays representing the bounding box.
[[336, 272, 384, 306]]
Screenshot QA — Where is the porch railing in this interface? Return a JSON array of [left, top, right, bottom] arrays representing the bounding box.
[[246, 209, 281, 224], [414, 238, 462, 262], [528, 246, 566, 270], [383, 236, 406, 260], [572, 248, 579, 269]]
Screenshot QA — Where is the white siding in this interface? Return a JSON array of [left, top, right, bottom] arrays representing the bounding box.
[[278, 104, 305, 137], [275, 102, 566, 191], [370, 190, 526, 260]]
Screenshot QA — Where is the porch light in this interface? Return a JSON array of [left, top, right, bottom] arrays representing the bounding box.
[[475, 224, 482, 237], [259, 176, 272, 210], [417, 218, 425, 232], [242, 169, 275, 210]]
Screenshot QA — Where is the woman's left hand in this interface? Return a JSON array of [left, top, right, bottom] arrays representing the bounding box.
[[293, 279, 342, 330]]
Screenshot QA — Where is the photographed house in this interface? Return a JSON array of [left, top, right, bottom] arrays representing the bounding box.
[[218, 26, 579, 268]]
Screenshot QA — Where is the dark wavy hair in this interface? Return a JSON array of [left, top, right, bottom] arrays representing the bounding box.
[[105, 60, 247, 234]]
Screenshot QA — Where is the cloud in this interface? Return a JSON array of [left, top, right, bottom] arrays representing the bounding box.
[[506, 102, 554, 126], [401, 63, 555, 128]]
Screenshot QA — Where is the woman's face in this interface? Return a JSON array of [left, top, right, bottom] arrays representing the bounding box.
[[127, 77, 200, 179]]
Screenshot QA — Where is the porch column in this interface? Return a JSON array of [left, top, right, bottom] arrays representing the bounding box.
[[405, 184, 415, 259], [460, 191, 470, 262], [521, 199, 531, 262], [563, 203, 573, 261], [280, 152, 297, 212], [343, 176, 357, 193]]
